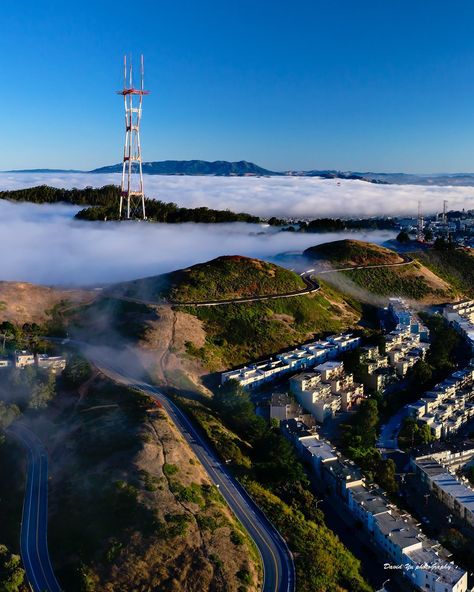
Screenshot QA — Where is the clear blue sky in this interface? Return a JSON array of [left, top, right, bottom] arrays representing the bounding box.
[[3, 0, 474, 172]]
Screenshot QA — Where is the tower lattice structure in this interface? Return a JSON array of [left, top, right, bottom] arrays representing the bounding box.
[[117, 55, 149, 220]]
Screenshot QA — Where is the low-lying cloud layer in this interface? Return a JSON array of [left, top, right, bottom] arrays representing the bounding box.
[[0, 200, 395, 286], [1, 172, 474, 217]]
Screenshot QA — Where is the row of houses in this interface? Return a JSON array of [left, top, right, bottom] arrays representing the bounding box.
[[360, 330, 430, 393], [388, 297, 430, 341], [354, 299, 430, 393], [0, 350, 66, 373], [411, 440, 474, 473], [288, 432, 469, 592], [220, 333, 361, 390], [288, 360, 365, 423], [410, 454, 474, 529], [444, 300, 474, 350], [407, 364, 474, 439]]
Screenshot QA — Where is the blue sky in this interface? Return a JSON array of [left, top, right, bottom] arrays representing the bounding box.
[[3, 0, 474, 172]]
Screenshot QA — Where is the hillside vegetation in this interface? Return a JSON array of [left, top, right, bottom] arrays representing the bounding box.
[[113, 256, 306, 303], [305, 239, 454, 304], [184, 283, 359, 370], [0, 282, 91, 324], [0, 185, 260, 224], [413, 248, 474, 297], [304, 239, 403, 267], [46, 372, 260, 592]]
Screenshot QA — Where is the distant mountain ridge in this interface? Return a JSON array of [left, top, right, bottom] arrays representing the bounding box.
[[7, 161, 474, 185], [90, 160, 278, 176]]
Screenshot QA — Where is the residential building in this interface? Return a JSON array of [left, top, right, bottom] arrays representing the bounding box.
[[290, 360, 365, 423], [407, 363, 474, 439], [35, 354, 66, 372], [293, 435, 469, 592], [444, 300, 474, 350], [14, 350, 35, 368], [221, 333, 361, 390], [411, 456, 474, 528]]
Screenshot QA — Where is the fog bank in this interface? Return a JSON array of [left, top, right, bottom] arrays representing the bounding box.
[[1, 172, 474, 217], [0, 200, 395, 286]]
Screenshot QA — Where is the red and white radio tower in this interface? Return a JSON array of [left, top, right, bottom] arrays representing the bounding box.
[[117, 55, 149, 220]]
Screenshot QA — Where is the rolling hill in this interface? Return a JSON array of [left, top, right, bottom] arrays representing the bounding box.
[[0, 282, 91, 324], [413, 248, 474, 297], [93, 256, 361, 375], [304, 239, 404, 267], [304, 239, 455, 303], [111, 256, 306, 304]]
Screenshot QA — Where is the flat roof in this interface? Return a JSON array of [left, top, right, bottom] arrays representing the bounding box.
[[350, 485, 390, 516], [374, 512, 421, 549], [405, 546, 465, 585], [315, 361, 343, 371], [325, 458, 362, 482], [298, 437, 337, 461], [431, 473, 474, 513]]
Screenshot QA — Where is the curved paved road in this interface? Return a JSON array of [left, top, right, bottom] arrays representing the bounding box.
[[115, 272, 320, 308], [86, 351, 295, 592], [6, 423, 62, 592], [109, 254, 414, 309]]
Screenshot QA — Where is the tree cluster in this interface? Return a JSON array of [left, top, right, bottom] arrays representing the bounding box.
[[342, 399, 398, 493], [398, 417, 434, 449], [213, 381, 307, 488], [0, 544, 26, 592]]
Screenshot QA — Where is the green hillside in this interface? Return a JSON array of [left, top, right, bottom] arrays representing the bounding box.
[[304, 239, 403, 266], [101, 257, 362, 369], [113, 256, 306, 304], [183, 279, 360, 369], [413, 248, 474, 297], [305, 239, 454, 303]]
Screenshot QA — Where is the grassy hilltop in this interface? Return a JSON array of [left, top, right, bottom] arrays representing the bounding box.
[[305, 239, 455, 303], [413, 247, 474, 297], [114, 256, 306, 303], [304, 239, 403, 267], [107, 255, 360, 370]]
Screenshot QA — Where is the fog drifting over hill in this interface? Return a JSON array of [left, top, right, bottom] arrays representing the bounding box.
[[1, 171, 474, 217], [0, 199, 396, 286]]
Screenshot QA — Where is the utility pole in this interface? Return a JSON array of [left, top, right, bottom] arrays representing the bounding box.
[[417, 201, 424, 242], [117, 54, 149, 220]]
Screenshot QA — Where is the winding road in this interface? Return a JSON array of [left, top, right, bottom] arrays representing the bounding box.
[[19, 251, 413, 591], [6, 423, 62, 592], [110, 254, 414, 309], [85, 348, 296, 592]]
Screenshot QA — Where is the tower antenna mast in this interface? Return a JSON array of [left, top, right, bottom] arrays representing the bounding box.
[[417, 201, 424, 242], [117, 54, 149, 220]]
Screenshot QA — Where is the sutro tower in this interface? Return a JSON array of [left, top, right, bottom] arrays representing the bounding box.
[[117, 55, 149, 220]]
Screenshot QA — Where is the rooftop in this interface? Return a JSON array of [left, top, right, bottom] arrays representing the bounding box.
[[315, 361, 344, 372], [298, 436, 337, 461], [350, 485, 390, 516], [374, 511, 422, 549], [405, 546, 465, 585]]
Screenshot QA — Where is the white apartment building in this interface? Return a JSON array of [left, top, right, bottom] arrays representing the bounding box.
[[14, 350, 35, 368], [35, 354, 66, 372], [221, 333, 361, 390], [290, 360, 365, 422], [304, 437, 469, 592], [444, 300, 474, 350], [411, 456, 474, 528], [408, 364, 474, 439]]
